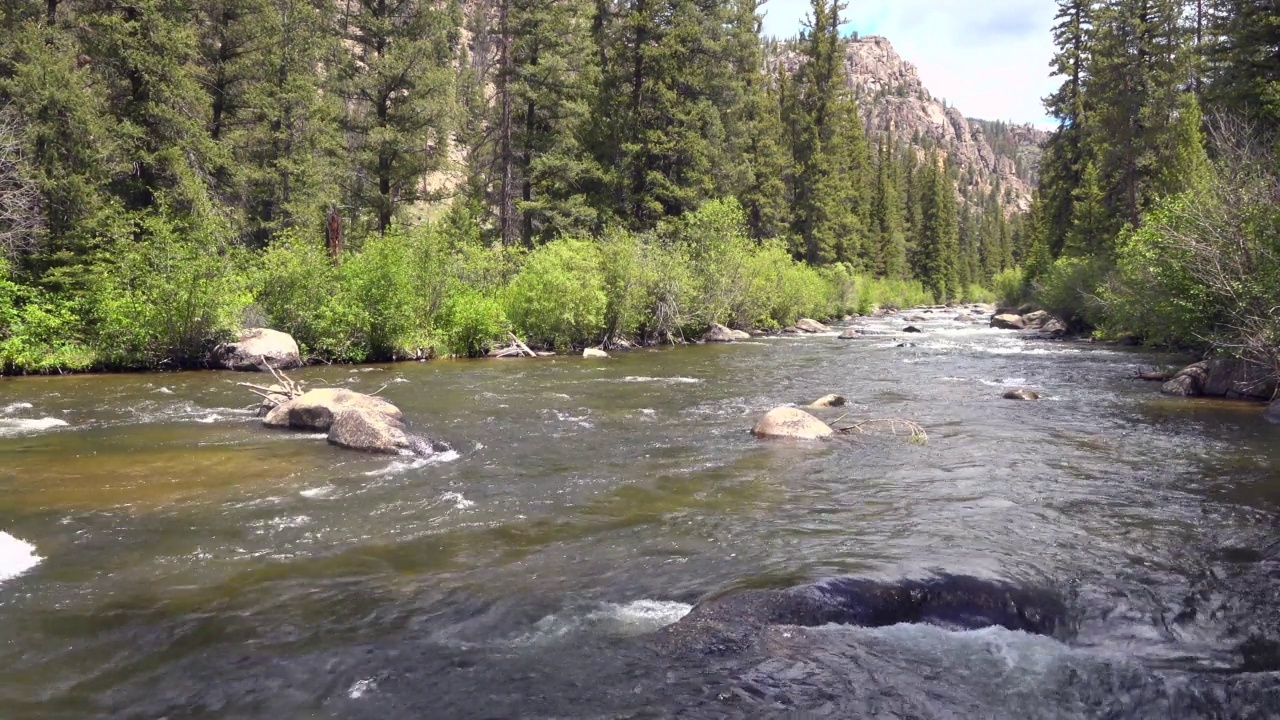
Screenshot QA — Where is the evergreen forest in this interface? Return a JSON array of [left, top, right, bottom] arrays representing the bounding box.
[[0, 0, 1276, 372]]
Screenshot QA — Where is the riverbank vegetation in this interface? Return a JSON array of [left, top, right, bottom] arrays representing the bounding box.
[[1027, 0, 1279, 380], [0, 0, 1019, 373]]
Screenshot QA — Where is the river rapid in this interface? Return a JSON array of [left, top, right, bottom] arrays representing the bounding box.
[[2, 310, 1279, 718]]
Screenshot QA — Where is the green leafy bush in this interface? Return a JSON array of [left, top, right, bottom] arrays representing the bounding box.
[[0, 260, 93, 372], [1033, 256, 1109, 331], [991, 267, 1028, 307], [436, 288, 508, 357], [505, 237, 606, 349], [87, 213, 251, 367]]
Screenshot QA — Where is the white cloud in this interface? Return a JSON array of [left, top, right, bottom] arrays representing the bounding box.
[[761, 0, 1059, 126]]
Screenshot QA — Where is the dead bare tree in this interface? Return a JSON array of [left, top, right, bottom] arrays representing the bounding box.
[[0, 106, 43, 263]]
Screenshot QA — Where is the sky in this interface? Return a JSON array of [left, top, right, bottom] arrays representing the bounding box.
[[761, 0, 1059, 127]]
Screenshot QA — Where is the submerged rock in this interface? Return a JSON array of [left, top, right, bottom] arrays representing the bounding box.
[[752, 407, 834, 440], [794, 318, 830, 333], [263, 388, 402, 432], [903, 325, 923, 334], [583, 348, 610, 359], [838, 328, 859, 340], [954, 313, 973, 322], [215, 328, 302, 371], [653, 574, 1072, 657], [808, 394, 846, 408], [1003, 389, 1040, 401], [1266, 401, 1280, 425], [990, 314, 1025, 330]]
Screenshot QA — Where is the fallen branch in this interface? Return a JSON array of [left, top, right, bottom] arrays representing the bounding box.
[[835, 418, 928, 445], [508, 333, 536, 358]]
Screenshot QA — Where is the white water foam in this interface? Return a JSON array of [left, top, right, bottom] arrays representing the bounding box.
[[0, 531, 42, 584], [439, 491, 475, 510], [620, 376, 702, 385], [1, 402, 33, 414], [347, 678, 376, 699], [299, 485, 337, 499], [512, 599, 693, 646], [0, 417, 70, 437], [362, 449, 461, 477]]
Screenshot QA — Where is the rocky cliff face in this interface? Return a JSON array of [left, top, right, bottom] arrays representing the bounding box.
[[772, 35, 1048, 214]]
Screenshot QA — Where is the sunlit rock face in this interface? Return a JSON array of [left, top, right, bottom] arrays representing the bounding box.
[[768, 35, 1048, 216]]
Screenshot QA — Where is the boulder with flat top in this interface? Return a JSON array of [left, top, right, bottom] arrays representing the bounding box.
[[795, 319, 830, 334], [263, 388, 402, 431], [215, 328, 302, 371], [990, 314, 1025, 330]]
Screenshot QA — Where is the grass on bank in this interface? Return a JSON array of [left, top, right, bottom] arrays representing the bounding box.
[[1, 199, 995, 373]]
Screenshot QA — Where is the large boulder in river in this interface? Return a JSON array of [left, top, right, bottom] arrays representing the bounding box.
[[1021, 311, 1051, 329], [752, 407, 834, 440], [263, 388, 402, 431], [702, 323, 750, 343], [1203, 358, 1278, 400], [990, 314, 1026, 330], [1162, 359, 1277, 400], [1003, 389, 1041, 401], [838, 329, 859, 340], [215, 328, 301, 371], [583, 348, 610, 359], [327, 408, 448, 456], [795, 318, 830, 334], [1162, 362, 1210, 397], [1266, 401, 1280, 425]]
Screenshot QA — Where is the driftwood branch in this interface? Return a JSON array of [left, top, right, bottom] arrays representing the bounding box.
[[835, 418, 928, 445], [508, 333, 535, 358]]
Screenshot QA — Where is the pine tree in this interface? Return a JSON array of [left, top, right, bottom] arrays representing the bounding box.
[[869, 132, 907, 278], [1204, 0, 1280, 133], [728, 0, 791, 241], [199, 0, 343, 243], [336, 0, 459, 233], [502, 0, 601, 245], [1087, 0, 1189, 231], [787, 0, 869, 266], [915, 151, 960, 302], [0, 21, 118, 276], [1040, 0, 1092, 256], [596, 0, 737, 229], [77, 0, 226, 219]]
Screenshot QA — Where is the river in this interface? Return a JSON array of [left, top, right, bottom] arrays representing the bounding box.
[[2, 310, 1279, 718]]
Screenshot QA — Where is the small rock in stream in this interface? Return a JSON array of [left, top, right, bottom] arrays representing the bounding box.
[[808, 394, 846, 408], [1003, 389, 1041, 401]]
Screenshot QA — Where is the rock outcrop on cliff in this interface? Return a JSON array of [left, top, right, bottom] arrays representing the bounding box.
[[769, 35, 1048, 215]]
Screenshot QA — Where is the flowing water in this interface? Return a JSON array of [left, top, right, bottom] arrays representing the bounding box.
[[2, 311, 1280, 718]]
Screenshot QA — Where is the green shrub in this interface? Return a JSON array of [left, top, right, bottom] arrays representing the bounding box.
[[336, 228, 430, 359], [0, 260, 93, 372], [991, 266, 1028, 307], [1033, 256, 1109, 330], [436, 288, 508, 357], [87, 213, 251, 367], [253, 230, 344, 357], [505, 237, 606, 349]]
